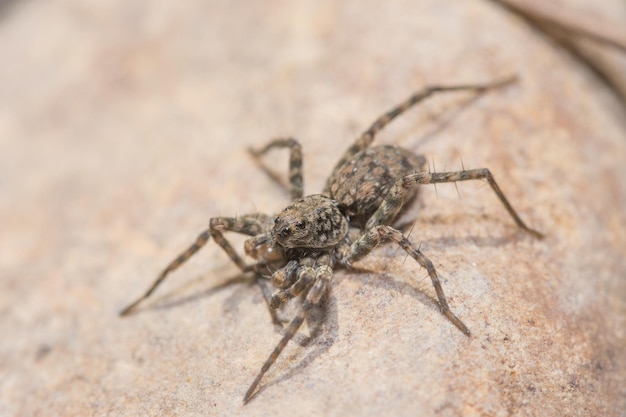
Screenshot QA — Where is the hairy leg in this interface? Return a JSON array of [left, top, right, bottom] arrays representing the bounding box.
[[249, 137, 304, 200], [365, 168, 543, 238], [347, 225, 470, 335], [243, 256, 333, 403], [269, 257, 316, 308], [324, 76, 516, 193], [120, 213, 273, 316]]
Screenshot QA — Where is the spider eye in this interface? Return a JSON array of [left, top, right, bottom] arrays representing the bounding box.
[[295, 220, 306, 229], [279, 226, 291, 237]]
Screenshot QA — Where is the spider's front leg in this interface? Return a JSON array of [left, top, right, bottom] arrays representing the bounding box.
[[267, 257, 316, 309], [366, 168, 543, 238], [345, 225, 470, 335], [249, 137, 304, 201], [119, 213, 273, 316], [243, 255, 333, 403]]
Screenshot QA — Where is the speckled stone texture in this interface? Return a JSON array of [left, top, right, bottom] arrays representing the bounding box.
[[1, 1, 625, 416]]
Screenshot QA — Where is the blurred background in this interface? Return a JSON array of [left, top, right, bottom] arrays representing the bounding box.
[[0, 1, 624, 416]]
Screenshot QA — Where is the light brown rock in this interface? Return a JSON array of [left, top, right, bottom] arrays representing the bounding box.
[[1, 1, 624, 416]]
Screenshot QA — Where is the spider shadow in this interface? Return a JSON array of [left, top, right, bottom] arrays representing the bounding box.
[[341, 227, 531, 328], [248, 91, 491, 197], [246, 287, 340, 402], [421, 229, 528, 249], [248, 148, 292, 198], [341, 260, 456, 322], [126, 270, 259, 316], [395, 219, 528, 249], [411, 93, 494, 149], [125, 267, 340, 401]]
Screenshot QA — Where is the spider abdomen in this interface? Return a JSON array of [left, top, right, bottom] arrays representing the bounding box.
[[329, 145, 426, 226]]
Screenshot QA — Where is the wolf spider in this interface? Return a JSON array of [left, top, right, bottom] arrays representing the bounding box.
[[120, 75, 542, 403]]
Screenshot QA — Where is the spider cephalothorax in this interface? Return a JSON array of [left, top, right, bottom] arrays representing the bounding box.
[[120, 75, 542, 403], [271, 194, 348, 250]]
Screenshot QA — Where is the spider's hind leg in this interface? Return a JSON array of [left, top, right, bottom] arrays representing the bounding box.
[[324, 76, 517, 193], [366, 168, 543, 238]]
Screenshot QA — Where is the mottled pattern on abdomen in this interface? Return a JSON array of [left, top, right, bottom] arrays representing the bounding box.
[[329, 145, 426, 226]]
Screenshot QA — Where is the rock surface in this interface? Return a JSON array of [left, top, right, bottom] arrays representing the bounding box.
[[1, 0, 625, 416]]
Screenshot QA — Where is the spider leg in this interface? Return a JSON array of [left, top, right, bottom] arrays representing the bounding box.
[[209, 215, 274, 271], [243, 258, 333, 403], [256, 276, 288, 328], [120, 213, 273, 316], [269, 258, 315, 309], [323, 76, 517, 193], [365, 168, 543, 238], [250, 259, 302, 328], [269, 259, 301, 289], [346, 225, 470, 335], [249, 137, 304, 200]]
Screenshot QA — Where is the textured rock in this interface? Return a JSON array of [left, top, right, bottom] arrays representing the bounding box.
[[1, 0, 625, 416]]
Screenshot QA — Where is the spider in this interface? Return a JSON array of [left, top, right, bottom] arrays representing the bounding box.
[[120, 75, 542, 403]]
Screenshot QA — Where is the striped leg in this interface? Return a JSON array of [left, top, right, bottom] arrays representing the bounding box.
[[324, 76, 517, 193], [209, 215, 274, 271], [365, 168, 543, 238], [243, 258, 333, 403], [120, 213, 272, 316], [249, 138, 304, 200], [347, 225, 470, 335], [269, 257, 316, 309]]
